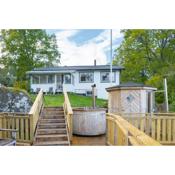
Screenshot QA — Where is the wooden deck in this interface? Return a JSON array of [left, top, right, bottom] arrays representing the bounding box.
[[72, 134, 106, 146], [2, 90, 174, 146]]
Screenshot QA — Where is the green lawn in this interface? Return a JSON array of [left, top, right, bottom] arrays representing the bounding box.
[[30, 93, 107, 108]]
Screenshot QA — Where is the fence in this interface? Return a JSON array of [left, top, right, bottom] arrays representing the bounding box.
[[118, 113, 175, 145], [0, 113, 31, 143], [106, 113, 161, 146], [0, 89, 43, 145]]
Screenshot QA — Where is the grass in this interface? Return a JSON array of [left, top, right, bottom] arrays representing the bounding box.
[[30, 93, 107, 108]]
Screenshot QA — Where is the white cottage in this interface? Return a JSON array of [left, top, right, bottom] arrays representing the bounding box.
[[26, 65, 123, 99]]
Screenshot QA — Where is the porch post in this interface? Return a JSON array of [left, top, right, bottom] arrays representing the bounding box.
[[54, 74, 57, 94]]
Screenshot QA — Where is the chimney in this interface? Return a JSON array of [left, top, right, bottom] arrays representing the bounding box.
[[94, 59, 96, 66]]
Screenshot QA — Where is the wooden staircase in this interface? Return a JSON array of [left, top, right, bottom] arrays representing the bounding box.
[[33, 107, 70, 146]]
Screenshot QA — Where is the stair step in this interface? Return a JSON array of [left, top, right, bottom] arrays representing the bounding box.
[[35, 134, 68, 142], [38, 123, 66, 129], [33, 141, 69, 146], [39, 119, 65, 123], [44, 107, 63, 110], [43, 115, 65, 119], [33, 107, 70, 146], [43, 111, 64, 114], [37, 128, 67, 135]]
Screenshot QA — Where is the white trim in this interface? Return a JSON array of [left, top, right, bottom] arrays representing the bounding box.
[[27, 70, 75, 74]]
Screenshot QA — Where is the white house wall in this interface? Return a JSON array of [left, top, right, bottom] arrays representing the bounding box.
[[30, 70, 120, 99], [71, 71, 120, 99]]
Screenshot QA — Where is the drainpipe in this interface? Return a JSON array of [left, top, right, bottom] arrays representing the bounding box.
[[164, 78, 169, 112], [110, 29, 113, 85]]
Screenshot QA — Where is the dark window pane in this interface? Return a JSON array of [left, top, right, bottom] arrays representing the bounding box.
[[101, 72, 115, 83], [40, 75, 47, 84], [48, 75, 54, 83], [80, 72, 93, 83], [32, 75, 39, 84], [64, 74, 71, 84]]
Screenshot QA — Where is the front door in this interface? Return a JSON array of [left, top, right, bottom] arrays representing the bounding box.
[[56, 74, 63, 91]]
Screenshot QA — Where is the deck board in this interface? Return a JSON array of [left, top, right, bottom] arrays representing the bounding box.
[[71, 134, 106, 146]]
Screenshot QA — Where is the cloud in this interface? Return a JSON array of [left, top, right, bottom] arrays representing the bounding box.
[[55, 29, 123, 66]]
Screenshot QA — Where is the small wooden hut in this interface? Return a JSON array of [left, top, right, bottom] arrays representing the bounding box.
[[106, 82, 157, 114]]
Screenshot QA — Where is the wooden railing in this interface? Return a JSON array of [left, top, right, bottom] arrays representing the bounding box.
[[106, 113, 161, 146], [63, 91, 73, 141], [0, 89, 44, 145], [118, 113, 175, 145], [0, 113, 31, 143], [29, 89, 43, 142]]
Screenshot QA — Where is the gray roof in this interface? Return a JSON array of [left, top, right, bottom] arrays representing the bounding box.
[[106, 82, 157, 91], [27, 65, 124, 74]]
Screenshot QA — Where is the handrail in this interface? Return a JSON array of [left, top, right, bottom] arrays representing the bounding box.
[[29, 89, 44, 142], [119, 113, 175, 144], [106, 113, 161, 146], [63, 91, 73, 141], [63, 91, 73, 115], [29, 89, 43, 114]]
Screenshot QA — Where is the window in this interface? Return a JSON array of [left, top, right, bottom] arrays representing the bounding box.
[[48, 75, 54, 83], [101, 72, 115, 83], [32, 75, 39, 84], [64, 74, 71, 84], [79, 72, 94, 83], [40, 75, 47, 84]]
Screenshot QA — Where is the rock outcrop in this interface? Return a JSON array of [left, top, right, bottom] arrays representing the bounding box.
[[0, 87, 33, 113]]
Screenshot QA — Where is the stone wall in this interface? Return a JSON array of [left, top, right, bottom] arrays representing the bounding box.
[[0, 87, 33, 113]]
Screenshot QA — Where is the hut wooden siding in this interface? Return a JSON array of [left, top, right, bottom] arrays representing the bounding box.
[[108, 90, 121, 113], [106, 83, 157, 114], [121, 89, 141, 113]]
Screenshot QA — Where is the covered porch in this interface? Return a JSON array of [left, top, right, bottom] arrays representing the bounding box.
[[29, 72, 73, 94]]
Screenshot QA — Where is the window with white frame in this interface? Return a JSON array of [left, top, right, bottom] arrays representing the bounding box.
[[79, 72, 94, 83], [64, 74, 71, 84], [32, 75, 39, 84], [48, 75, 54, 83], [100, 72, 115, 83]]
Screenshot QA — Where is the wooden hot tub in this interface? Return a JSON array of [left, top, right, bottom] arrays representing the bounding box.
[[73, 107, 106, 136]]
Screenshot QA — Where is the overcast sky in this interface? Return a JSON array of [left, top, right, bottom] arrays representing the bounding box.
[[48, 29, 123, 66]]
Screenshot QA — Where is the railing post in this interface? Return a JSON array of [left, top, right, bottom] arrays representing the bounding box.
[[70, 114, 73, 141], [106, 114, 109, 145], [0, 117, 2, 138], [29, 114, 34, 144]]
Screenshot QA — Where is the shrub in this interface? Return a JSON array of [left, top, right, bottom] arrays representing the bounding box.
[[13, 81, 30, 91]]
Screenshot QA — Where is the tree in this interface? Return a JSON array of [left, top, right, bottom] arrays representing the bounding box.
[[0, 29, 60, 82], [0, 67, 15, 86], [113, 29, 175, 104]]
